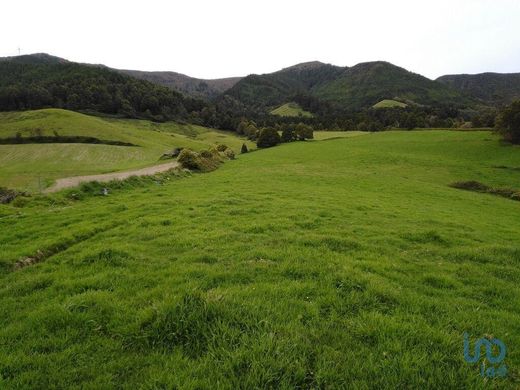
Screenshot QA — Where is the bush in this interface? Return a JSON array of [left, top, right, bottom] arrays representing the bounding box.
[[215, 144, 228, 152], [257, 127, 281, 148], [0, 187, 20, 204], [224, 149, 235, 160], [449, 181, 490, 192], [199, 149, 214, 159], [178, 146, 235, 172], [495, 101, 520, 144], [295, 123, 314, 140], [177, 149, 202, 170], [281, 128, 295, 143]]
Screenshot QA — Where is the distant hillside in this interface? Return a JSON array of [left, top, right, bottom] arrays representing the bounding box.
[[0, 53, 68, 65], [373, 99, 408, 109], [224, 61, 344, 108], [0, 54, 205, 121], [311, 61, 471, 109], [223, 61, 473, 112], [270, 102, 313, 118], [437, 72, 520, 106], [118, 69, 242, 100]]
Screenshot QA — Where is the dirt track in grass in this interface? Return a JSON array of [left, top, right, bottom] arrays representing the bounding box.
[[44, 161, 179, 193]]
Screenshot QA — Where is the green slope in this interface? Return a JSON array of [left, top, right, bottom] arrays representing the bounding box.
[[224, 61, 343, 107], [0, 109, 253, 191], [270, 102, 313, 117], [373, 99, 408, 109], [437, 72, 520, 106], [312, 61, 471, 109], [0, 130, 519, 388], [224, 61, 473, 112]]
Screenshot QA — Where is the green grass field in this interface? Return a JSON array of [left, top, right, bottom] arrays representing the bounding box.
[[373, 99, 408, 109], [0, 109, 254, 191], [1, 130, 519, 388], [270, 102, 313, 118]]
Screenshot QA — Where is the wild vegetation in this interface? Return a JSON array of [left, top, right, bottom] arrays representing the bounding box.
[[438, 72, 520, 106], [495, 100, 520, 144], [0, 130, 519, 388]]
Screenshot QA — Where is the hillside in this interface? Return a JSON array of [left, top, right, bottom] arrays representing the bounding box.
[[1, 130, 519, 388], [437, 72, 520, 106], [373, 99, 408, 109], [224, 61, 344, 108], [223, 61, 473, 112], [0, 54, 204, 121], [0, 109, 253, 191], [311, 61, 472, 109], [118, 69, 242, 100], [270, 102, 313, 117]]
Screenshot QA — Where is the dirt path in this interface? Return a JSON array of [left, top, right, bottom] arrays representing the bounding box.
[[44, 161, 180, 193]]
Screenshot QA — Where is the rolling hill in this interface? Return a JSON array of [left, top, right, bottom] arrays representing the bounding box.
[[312, 61, 472, 109], [223, 61, 344, 108], [270, 102, 313, 118], [437, 72, 520, 106], [0, 109, 253, 191], [0, 54, 204, 121], [223, 61, 474, 112], [118, 69, 242, 100]]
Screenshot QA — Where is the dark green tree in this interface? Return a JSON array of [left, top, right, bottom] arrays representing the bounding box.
[[495, 101, 520, 144], [257, 127, 281, 148], [281, 127, 295, 143], [295, 123, 314, 140]]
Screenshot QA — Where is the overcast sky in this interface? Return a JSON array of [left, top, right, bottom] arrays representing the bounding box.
[[1, 0, 519, 80]]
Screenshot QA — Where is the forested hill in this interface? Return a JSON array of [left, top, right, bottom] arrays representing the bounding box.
[[223, 61, 474, 111], [0, 54, 205, 121], [118, 69, 242, 100], [223, 61, 344, 108], [437, 72, 520, 106]]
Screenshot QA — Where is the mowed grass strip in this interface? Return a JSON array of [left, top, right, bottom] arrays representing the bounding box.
[[0, 130, 519, 388]]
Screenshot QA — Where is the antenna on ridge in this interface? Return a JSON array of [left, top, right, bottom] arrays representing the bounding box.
[[17, 47, 21, 56]]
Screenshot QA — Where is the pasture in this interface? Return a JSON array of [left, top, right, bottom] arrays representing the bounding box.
[[0, 130, 519, 388], [0, 109, 254, 191]]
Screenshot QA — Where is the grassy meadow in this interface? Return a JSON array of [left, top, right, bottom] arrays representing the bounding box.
[[0, 109, 254, 191], [270, 102, 313, 118], [373, 99, 408, 109], [0, 129, 519, 388]]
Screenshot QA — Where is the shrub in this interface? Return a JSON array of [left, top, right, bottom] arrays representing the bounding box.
[[257, 127, 281, 148], [0, 187, 20, 204], [295, 123, 314, 140], [177, 149, 202, 170], [495, 101, 520, 144], [224, 149, 235, 160], [215, 144, 228, 152], [281, 128, 295, 143], [449, 181, 490, 192], [199, 149, 214, 159]]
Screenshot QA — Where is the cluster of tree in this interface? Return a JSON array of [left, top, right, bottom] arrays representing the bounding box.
[[495, 101, 520, 144], [0, 56, 501, 135], [0, 61, 205, 122], [235, 119, 314, 148], [203, 92, 496, 134]]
